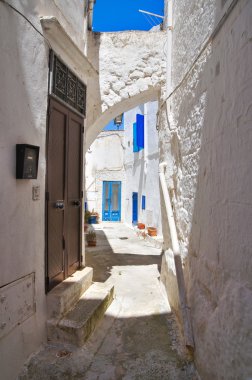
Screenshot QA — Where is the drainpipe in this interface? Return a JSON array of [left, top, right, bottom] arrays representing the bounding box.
[[88, 0, 95, 30], [159, 162, 194, 350], [156, 0, 173, 131]]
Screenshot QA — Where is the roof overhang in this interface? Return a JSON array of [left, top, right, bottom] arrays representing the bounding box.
[[40, 16, 98, 81]]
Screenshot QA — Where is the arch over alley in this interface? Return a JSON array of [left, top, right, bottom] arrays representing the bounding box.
[[86, 30, 167, 149]]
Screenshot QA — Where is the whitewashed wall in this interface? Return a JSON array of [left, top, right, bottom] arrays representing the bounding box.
[[124, 101, 162, 235], [160, 0, 252, 379], [85, 131, 126, 221], [85, 101, 161, 233], [0, 1, 88, 378]]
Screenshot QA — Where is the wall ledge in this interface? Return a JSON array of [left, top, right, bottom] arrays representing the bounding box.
[[41, 16, 98, 80]]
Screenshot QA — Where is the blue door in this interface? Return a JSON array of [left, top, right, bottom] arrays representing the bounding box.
[[102, 181, 121, 221], [132, 192, 138, 225]]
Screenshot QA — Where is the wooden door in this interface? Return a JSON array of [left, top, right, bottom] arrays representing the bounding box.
[[46, 98, 83, 292], [66, 111, 83, 276]]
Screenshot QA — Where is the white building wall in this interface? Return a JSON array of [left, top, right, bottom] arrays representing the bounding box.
[[124, 101, 162, 235], [160, 0, 252, 379], [0, 1, 90, 378], [85, 102, 161, 233], [85, 131, 125, 221]]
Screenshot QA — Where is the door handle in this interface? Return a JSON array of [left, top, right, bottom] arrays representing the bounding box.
[[72, 200, 81, 207], [55, 201, 64, 210]]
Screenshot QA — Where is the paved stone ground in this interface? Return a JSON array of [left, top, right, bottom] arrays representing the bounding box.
[[19, 223, 197, 380]]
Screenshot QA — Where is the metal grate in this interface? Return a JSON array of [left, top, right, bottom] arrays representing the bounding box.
[[52, 55, 86, 116]]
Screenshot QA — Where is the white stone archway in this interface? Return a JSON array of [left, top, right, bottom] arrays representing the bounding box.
[[86, 87, 160, 149], [85, 30, 167, 149]]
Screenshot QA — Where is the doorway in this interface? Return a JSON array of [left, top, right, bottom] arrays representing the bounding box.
[[102, 181, 121, 221], [132, 192, 138, 225], [46, 97, 84, 292]]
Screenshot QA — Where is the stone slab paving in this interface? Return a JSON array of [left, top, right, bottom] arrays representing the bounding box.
[[19, 223, 197, 380]]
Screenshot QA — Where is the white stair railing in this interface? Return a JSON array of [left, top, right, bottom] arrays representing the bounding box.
[[159, 162, 194, 349]]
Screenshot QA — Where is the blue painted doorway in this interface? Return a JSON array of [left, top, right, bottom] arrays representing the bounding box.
[[132, 192, 138, 225], [102, 181, 121, 221]]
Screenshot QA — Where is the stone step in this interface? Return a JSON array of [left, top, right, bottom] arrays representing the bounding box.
[[47, 267, 93, 319], [47, 282, 114, 347]]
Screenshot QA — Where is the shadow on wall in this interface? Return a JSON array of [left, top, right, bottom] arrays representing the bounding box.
[[0, 2, 49, 379], [85, 30, 101, 145], [0, 1, 48, 306]]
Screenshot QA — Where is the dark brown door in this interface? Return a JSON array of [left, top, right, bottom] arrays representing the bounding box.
[[46, 98, 83, 292]]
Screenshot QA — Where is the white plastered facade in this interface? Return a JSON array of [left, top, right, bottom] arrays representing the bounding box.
[[0, 1, 95, 378], [85, 130, 126, 222], [124, 101, 162, 235], [85, 101, 162, 235]]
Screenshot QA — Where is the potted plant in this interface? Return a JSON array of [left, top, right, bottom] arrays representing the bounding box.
[[90, 210, 100, 224], [84, 210, 91, 231], [86, 229, 97, 247], [147, 227, 157, 237], [137, 222, 145, 230]]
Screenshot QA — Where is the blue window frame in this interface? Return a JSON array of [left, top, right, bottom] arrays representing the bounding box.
[[133, 114, 144, 152], [142, 195, 146, 210], [133, 122, 138, 152], [102, 181, 121, 222]]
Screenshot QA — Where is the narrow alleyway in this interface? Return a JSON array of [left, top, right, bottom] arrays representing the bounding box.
[[20, 224, 197, 380]]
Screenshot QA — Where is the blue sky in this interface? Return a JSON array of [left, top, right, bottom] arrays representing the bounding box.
[[103, 115, 124, 131], [93, 0, 164, 32]]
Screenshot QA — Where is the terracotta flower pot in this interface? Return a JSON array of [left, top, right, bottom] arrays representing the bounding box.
[[87, 240, 96, 247], [137, 223, 145, 230], [147, 227, 157, 237]]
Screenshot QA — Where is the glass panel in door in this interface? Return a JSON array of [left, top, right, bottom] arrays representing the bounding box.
[[111, 182, 120, 221], [112, 183, 119, 210], [104, 182, 110, 212]]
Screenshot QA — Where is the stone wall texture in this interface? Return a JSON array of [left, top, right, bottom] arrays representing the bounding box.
[[160, 0, 252, 379], [99, 31, 166, 111]]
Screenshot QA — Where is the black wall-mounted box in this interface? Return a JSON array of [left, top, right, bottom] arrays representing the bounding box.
[[16, 144, 40, 179]]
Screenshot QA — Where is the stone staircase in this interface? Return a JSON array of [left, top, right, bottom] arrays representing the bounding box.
[[46, 267, 114, 347]]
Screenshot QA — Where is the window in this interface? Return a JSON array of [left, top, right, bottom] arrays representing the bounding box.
[[142, 195, 146, 210], [133, 114, 144, 152]]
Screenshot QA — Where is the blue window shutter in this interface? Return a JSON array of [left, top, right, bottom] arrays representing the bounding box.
[[133, 122, 139, 152], [142, 195, 146, 210], [136, 114, 144, 150], [132, 192, 138, 224]]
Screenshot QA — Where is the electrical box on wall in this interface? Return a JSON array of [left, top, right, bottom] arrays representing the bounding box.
[[16, 144, 40, 179]]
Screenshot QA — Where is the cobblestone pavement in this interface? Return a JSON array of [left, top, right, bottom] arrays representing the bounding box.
[[19, 223, 198, 380]]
